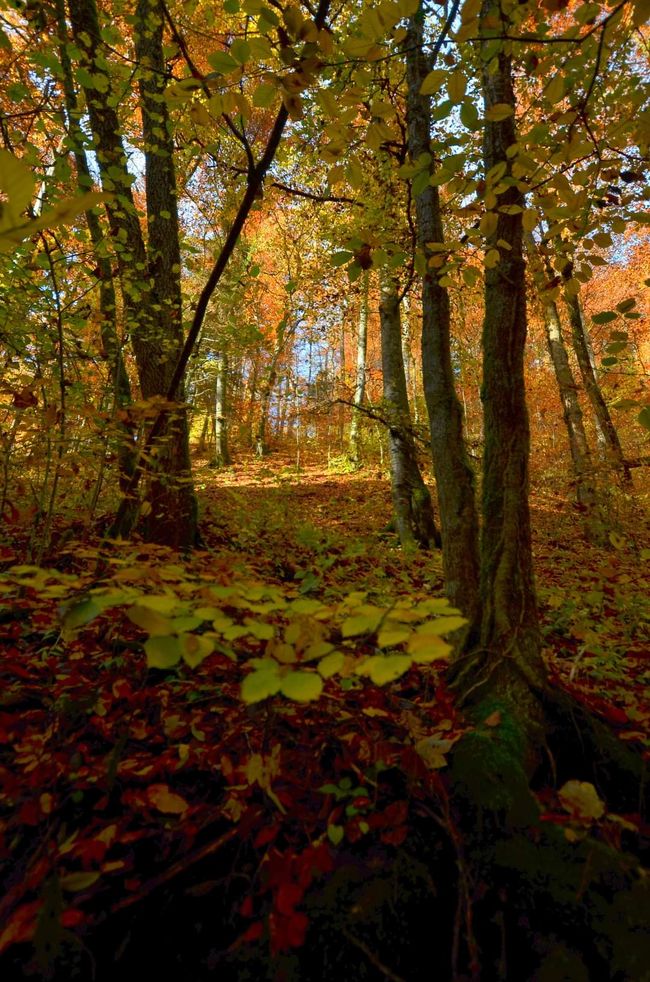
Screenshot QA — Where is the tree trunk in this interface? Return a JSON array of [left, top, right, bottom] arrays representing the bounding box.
[[405, 5, 479, 615], [452, 0, 547, 734], [213, 353, 231, 467], [380, 276, 441, 550], [55, 0, 135, 490], [525, 237, 598, 514], [561, 267, 632, 486], [67, 0, 197, 547], [348, 271, 369, 467]]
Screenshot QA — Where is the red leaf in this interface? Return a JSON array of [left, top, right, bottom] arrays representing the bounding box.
[[0, 900, 41, 954], [242, 920, 264, 943], [275, 881, 303, 916]]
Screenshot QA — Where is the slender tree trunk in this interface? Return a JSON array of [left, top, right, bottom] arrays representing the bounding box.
[[561, 266, 632, 486], [459, 0, 547, 715], [54, 0, 135, 489], [213, 352, 230, 467], [348, 271, 369, 466], [67, 0, 197, 547], [405, 5, 479, 615], [380, 276, 440, 550], [525, 236, 597, 512]]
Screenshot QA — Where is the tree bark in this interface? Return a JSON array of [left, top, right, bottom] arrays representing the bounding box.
[[54, 0, 135, 490], [525, 237, 598, 514], [67, 0, 197, 547], [379, 276, 441, 550], [561, 267, 632, 486], [348, 271, 369, 466], [405, 4, 480, 615], [213, 352, 231, 467], [454, 0, 547, 725]]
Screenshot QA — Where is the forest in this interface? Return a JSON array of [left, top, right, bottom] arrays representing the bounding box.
[[0, 0, 649, 977]]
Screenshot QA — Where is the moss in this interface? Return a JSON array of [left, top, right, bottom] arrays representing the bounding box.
[[450, 700, 539, 826]]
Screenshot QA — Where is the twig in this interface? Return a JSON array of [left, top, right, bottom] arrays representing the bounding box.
[[342, 928, 407, 982]]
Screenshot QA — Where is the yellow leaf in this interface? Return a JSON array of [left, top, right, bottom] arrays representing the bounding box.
[[485, 248, 500, 268], [407, 634, 452, 662], [377, 625, 411, 648], [558, 780, 605, 821], [60, 871, 101, 892], [318, 651, 345, 678], [480, 212, 498, 237], [146, 783, 189, 814], [180, 633, 214, 668], [126, 604, 174, 636]]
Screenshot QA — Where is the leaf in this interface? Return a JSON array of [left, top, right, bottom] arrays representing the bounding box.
[[146, 783, 189, 814], [447, 70, 466, 102], [407, 633, 452, 662], [558, 780, 605, 821], [341, 612, 382, 637], [0, 150, 35, 229], [318, 651, 345, 678], [360, 654, 412, 684], [484, 103, 514, 122], [252, 82, 276, 108], [376, 625, 411, 648], [144, 635, 182, 669], [126, 604, 174, 636], [280, 671, 323, 702], [241, 666, 282, 703], [545, 73, 564, 105], [420, 69, 446, 95], [592, 311, 617, 324], [62, 597, 101, 637], [207, 50, 239, 74], [60, 871, 101, 892], [180, 633, 214, 668], [638, 406, 650, 430], [327, 824, 344, 845], [460, 101, 480, 130]]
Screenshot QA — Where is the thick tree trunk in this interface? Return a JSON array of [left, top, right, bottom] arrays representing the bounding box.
[[348, 272, 369, 467], [67, 0, 197, 547], [452, 0, 547, 731], [380, 276, 441, 550], [405, 5, 479, 615], [561, 267, 632, 487], [55, 0, 135, 489]]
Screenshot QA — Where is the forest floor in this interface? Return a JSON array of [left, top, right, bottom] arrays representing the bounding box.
[[0, 451, 649, 980]]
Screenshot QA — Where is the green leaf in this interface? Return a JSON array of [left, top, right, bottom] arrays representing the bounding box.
[[127, 604, 174, 636], [241, 666, 282, 703], [485, 103, 514, 122], [181, 633, 214, 668], [207, 50, 239, 74], [341, 612, 382, 637], [252, 82, 277, 108], [144, 635, 182, 669], [230, 38, 250, 64], [0, 150, 36, 230], [592, 311, 617, 325], [638, 406, 650, 431], [62, 597, 101, 637], [280, 671, 323, 702], [420, 69, 446, 95], [360, 654, 412, 685], [331, 250, 353, 267], [327, 823, 344, 845], [376, 625, 411, 648], [318, 651, 345, 678], [460, 101, 480, 130]]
